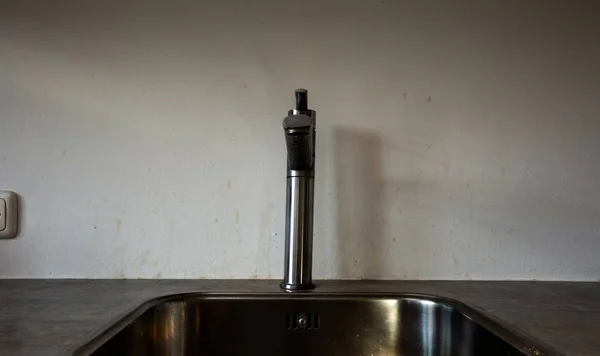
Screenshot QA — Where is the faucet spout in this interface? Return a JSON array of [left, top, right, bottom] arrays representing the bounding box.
[[281, 89, 316, 291]]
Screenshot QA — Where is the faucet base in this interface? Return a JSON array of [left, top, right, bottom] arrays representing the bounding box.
[[280, 282, 315, 291]]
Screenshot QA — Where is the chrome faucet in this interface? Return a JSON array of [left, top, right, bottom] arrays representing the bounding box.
[[281, 89, 316, 291]]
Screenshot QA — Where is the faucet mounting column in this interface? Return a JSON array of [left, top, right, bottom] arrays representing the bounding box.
[[281, 89, 316, 291]]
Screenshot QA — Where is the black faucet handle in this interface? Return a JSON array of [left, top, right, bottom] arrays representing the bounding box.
[[283, 114, 314, 171]]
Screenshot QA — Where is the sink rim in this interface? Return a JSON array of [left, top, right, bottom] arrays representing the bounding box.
[[70, 291, 562, 356]]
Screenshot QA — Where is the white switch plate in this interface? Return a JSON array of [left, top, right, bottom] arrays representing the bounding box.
[[0, 191, 18, 239], [0, 198, 5, 231]]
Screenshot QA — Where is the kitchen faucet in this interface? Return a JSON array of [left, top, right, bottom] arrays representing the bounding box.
[[281, 89, 316, 291]]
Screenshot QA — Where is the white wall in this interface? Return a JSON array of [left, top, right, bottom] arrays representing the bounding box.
[[1, 0, 599, 280]]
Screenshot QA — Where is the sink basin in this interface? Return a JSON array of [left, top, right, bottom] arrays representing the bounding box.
[[73, 293, 557, 356]]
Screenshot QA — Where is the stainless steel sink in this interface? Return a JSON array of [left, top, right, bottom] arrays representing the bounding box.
[[73, 293, 558, 356]]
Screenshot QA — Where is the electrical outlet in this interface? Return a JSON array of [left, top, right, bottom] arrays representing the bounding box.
[[0, 191, 18, 239]]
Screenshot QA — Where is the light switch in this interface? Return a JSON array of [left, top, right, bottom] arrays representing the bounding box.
[[0, 198, 6, 231], [0, 191, 18, 239]]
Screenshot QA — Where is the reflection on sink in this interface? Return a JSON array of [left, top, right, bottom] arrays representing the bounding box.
[[74, 293, 557, 356]]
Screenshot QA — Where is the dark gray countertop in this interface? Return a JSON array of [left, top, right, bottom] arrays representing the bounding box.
[[0, 280, 598, 356]]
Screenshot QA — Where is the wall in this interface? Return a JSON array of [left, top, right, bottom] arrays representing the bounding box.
[[0, 0, 599, 280]]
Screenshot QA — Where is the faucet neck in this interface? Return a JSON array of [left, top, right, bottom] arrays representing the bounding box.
[[281, 89, 316, 291]]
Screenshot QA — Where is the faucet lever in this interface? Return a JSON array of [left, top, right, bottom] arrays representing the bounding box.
[[295, 89, 308, 111]]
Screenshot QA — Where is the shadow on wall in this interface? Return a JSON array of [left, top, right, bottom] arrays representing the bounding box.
[[332, 122, 600, 279], [332, 127, 436, 279], [334, 126, 384, 278]]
